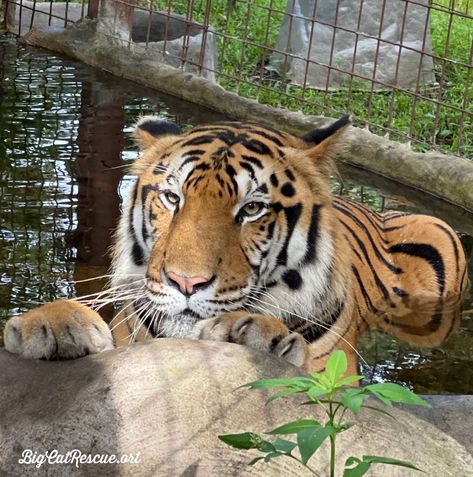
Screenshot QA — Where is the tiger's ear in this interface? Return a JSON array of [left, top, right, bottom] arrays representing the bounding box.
[[134, 116, 182, 150], [300, 115, 351, 176], [301, 115, 351, 145]]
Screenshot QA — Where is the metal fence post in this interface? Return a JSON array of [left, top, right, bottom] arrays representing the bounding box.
[[88, 0, 100, 19], [0, 0, 16, 33]]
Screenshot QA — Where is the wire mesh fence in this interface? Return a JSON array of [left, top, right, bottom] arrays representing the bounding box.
[[2, 0, 473, 157]]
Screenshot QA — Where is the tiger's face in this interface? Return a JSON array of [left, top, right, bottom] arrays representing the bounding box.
[[112, 118, 350, 337]]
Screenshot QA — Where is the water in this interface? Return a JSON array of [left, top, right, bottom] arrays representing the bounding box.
[[0, 38, 472, 393]]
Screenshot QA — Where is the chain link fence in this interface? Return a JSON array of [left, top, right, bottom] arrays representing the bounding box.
[[3, 0, 471, 158]]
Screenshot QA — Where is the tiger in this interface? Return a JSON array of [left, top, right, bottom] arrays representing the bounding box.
[[2, 116, 468, 374]]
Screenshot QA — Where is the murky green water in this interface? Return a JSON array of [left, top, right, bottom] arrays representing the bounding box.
[[0, 38, 472, 393]]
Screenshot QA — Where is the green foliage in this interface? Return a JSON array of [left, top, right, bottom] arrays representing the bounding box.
[[344, 456, 422, 477], [219, 350, 430, 477], [149, 0, 472, 157]]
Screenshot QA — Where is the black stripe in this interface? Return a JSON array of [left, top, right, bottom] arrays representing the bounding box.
[[384, 212, 409, 220], [247, 129, 284, 147], [333, 197, 397, 238], [242, 139, 272, 157], [255, 183, 268, 194], [285, 168, 295, 181], [434, 222, 460, 279], [351, 265, 378, 314], [303, 205, 320, 264], [334, 203, 402, 274], [239, 161, 255, 180], [388, 243, 445, 295], [188, 126, 233, 134], [276, 204, 303, 266], [128, 182, 145, 266], [153, 162, 167, 175], [241, 155, 264, 169], [243, 121, 287, 136], [179, 155, 201, 170], [181, 135, 215, 147], [348, 241, 363, 263], [340, 220, 395, 306], [141, 184, 160, 242], [184, 149, 207, 156], [128, 182, 139, 236], [392, 287, 409, 297]]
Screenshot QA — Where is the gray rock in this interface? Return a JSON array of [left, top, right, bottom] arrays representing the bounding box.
[[0, 339, 471, 476], [270, 0, 435, 90], [398, 394, 473, 455]]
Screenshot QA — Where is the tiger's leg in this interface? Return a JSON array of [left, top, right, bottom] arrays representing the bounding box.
[[191, 312, 308, 368], [3, 300, 114, 360]]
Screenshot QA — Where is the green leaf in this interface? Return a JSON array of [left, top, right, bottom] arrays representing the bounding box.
[[335, 375, 364, 387], [218, 432, 261, 450], [263, 451, 285, 462], [344, 454, 423, 476], [361, 455, 422, 470], [297, 425, 335, 464], [309, 372, 332, 388], [340, 388, 367, 414], [325, 350, 347, 383], [343, 459, 371, 477], [273, 438, 297, 453], [359, 404, 394, 419], [257, 440, 277, 453], [245, 377, 313, 390], [248, 456, 264, 466], [307, 385, 329, 401], [265, 388, 302, 405], [345, 456, 361, 466], [365, 383, 431, 407], [267, 419, 322, 435], [336, 422, 355, 432], [367, 388, 393, 406]]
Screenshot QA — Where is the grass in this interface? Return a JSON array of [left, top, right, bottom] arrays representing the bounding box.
[[150, 0, 472, 157]]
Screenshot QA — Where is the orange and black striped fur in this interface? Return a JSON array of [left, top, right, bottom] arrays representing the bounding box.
[[3, 117, 467, 373]]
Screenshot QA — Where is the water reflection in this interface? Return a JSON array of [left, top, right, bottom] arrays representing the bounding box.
[[0, 38, 471, 393]]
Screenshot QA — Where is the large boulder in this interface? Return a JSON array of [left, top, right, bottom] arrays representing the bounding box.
[[0, 339, 471, 476], [270, 0, 435, 90]]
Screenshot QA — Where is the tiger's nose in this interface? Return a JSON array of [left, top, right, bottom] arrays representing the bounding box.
[[165, 271, 215, 296]]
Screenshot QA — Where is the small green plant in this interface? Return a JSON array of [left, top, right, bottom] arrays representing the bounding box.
[[219, 350, 431, 477]]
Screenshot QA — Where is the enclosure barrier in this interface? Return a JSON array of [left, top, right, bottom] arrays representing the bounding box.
[[1, 0, 473, 210]]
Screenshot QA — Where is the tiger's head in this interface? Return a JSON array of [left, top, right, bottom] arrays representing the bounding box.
[[112, 117, 351, 337]]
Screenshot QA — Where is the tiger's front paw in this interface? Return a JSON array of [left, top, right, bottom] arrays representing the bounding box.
[[3, 300, 114, 360], [191, 312, 308, 367]]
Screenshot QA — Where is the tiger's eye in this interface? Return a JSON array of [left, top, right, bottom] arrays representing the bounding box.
[[241, 202, 264, 216], [164, 191, 180, 205]]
